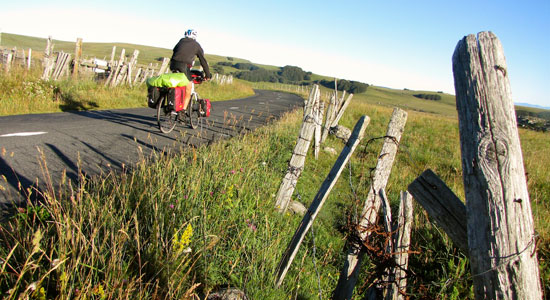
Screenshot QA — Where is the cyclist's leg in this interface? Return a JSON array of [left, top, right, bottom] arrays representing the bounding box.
[[183, 83, 192, 110]]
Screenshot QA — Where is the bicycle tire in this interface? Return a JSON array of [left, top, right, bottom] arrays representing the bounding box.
[[157, 95, 177, 133], [188, 93, 200, 129]]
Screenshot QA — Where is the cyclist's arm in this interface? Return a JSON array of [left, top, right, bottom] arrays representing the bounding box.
[[196, 46, 212, 79]]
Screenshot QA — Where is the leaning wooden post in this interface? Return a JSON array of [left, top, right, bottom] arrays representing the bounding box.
[[453, 31, 542, 299], [275, 115, 370, 287], [332, 93, 353, 128], [321, 93, 336, 143], [314, 101, 324, 159], [407, 169, 468, 253], [274, 85, 319, 212], [107, 48, 125, 86], [333, 108, 408, 300], [157, 57, 170, 75], [126, 49, 140, 85], [73, 38, 82, 78]]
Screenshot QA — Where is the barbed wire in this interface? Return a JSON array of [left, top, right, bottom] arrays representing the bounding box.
[[289, 102, 542, 296]]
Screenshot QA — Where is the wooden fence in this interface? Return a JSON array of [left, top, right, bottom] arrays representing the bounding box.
[[273, 31, 542, 300], [1, 36, 233, 87]]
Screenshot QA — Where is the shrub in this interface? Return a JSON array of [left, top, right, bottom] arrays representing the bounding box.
[[317, 79, 369, 94], [233, 63, 259, 71], [235, 68, 280, 82], [413, 93, 442, 101]]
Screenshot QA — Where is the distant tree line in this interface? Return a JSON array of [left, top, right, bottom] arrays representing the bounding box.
[[221, 64, 313, 84], [317, 79, 369, 94], [214, 62, 370, 93], [413, 93, 442, 101]]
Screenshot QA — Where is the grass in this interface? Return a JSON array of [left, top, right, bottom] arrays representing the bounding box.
[[0, 66, 255, 116]]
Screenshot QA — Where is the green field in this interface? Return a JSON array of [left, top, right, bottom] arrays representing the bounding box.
[[1, 32, 549, 299]]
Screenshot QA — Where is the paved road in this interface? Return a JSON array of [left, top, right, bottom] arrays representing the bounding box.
[[0, 90, 302, 213]]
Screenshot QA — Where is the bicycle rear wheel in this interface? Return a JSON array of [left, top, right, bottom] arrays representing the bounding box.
[[157, 95, 178, 133], [187, 93, 200, 129]]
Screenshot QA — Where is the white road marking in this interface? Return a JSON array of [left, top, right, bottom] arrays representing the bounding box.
[[230, 107, 239, 110], [0, 132, 47, 137]]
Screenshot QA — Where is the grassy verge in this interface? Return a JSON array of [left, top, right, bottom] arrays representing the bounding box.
[[1, 90, 548, 298], [0, 67, 255, 116]]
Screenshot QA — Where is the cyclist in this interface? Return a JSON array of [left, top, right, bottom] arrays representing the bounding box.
[[170, 29, 212, 113]]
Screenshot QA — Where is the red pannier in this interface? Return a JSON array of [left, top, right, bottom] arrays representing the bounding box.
[[199, 98, 211, 117], [168, 86, 187, 112]]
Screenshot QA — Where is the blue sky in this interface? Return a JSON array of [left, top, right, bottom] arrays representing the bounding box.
[[1, 0, 549, 107]]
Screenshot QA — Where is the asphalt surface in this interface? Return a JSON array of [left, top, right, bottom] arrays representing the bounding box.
[[0, 89, 303, 213]]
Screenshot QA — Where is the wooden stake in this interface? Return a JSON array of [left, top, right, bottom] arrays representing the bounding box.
[[274, 85, 319, 212], [333, 108, 408, 300], [73, 38, 82, 78], [407, 169, 468, 253], [386, 191, 414, 300], [27, 48, 32, 70], [275, 115, 370, 287], [157, 57, 170, 75]]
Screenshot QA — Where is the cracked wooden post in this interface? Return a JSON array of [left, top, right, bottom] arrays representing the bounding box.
[[453, 31, 542, 299], [314, 101, 325, 160], [407, 169, 468, 253], [333, 108, 408, 300], [41, 36, 54, 80], [126, 49, 140, 85], [386, 191, 414, 300], [321, 93, 336, 143], [73, 38, 82, 78], [275, 115, 370, 287], [107, 48, 125, 86], [109, 46, 116, 69], [157, 57, 170, 75], [332, 93, 353, 128], [274, 85, 319, 212], [27, 48, 32, 70]]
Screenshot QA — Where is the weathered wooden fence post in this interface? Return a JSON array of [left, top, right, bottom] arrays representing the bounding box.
[[333, 108, 408, 300], [126, 49, 140, 85], [314, 101, 325, 159], [106, 48, 125, 86], [109, 46, 116, 68], [275, 115, 370, 287], [321, 93, 336, 143], [41, 36, 54, 80], [157, 57, 170, 75], [274, 85, 320, 212], [27, 48, 32, 70], [386, 191, 414, 300], [4, 51, 13, 72], [453, 31, 542, 299], [332, 93, 353, 128], [73, 38, 82, 78], [50, 52, 71, 81], [407, 169, 468, 253]]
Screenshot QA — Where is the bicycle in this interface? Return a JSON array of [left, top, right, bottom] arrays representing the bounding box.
[[156, 70, 208, 133]]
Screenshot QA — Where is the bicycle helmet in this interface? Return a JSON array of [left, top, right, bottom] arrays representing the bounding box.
[[184, 29, 197, 40]]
